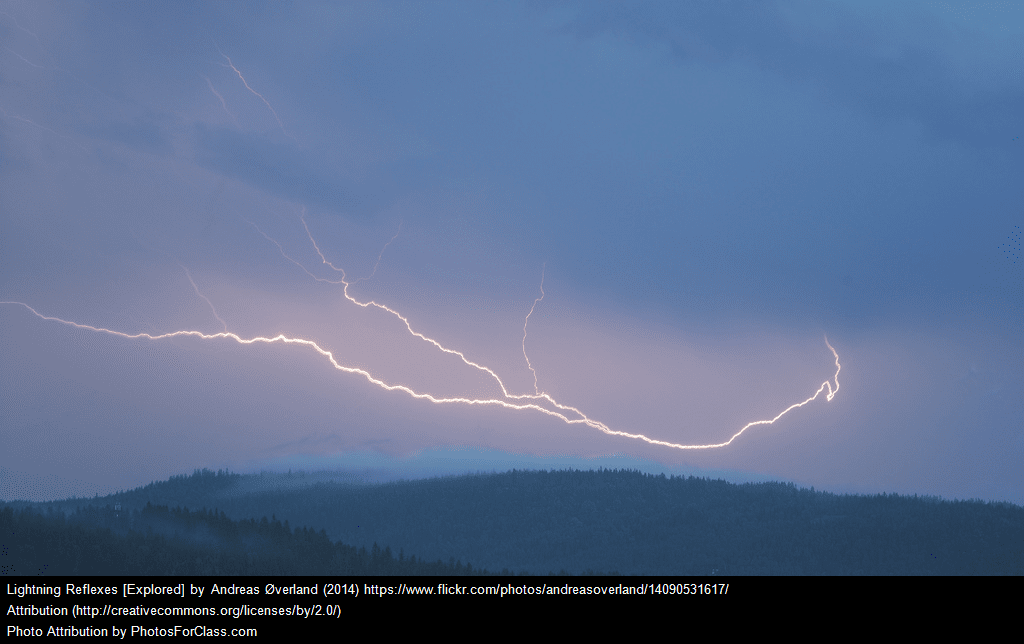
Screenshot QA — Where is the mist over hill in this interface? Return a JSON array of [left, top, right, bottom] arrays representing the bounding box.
[[4, 467, 1020, 575]]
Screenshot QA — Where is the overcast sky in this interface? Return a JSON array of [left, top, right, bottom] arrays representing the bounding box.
[[1, 0, 1021, 504]]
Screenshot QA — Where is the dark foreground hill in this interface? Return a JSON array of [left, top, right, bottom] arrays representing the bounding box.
[[1, 502, 497, 576], [7, 468, 1023, 575]]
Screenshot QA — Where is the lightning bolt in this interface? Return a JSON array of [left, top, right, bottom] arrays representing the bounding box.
[[215, 44, 289, 137], [181, 265, 228, 333], [293, 214, 551, 401], [3, 46, 45, 68], [0, 104, 88, 152], [2, 222, 842, 451], [201, 74, 240, 127], [252, 216, 844, 448], [0, 10, 41, 43], [352, 222, 402, 286], [242, 216, 346, 286], [522, 263, 545, 395]]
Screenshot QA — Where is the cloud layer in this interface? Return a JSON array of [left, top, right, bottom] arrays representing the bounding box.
[[1, 1, 1021, 503]]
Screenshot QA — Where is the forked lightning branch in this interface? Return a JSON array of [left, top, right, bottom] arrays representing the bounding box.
[[1, 213, 840, 451]]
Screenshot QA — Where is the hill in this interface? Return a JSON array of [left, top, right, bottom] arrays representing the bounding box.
[[6, 468, 1022, 575]]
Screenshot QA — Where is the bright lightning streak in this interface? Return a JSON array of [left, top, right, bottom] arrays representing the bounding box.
[[0, 294, 842, 451], [522, 264, 545, 395], [248, 217, 844, 449], [181, 265, 228, 333], [0, 19, 844, 450], [295, 215, 545, 400], [0, 300, 629, 421], [823, 336, 840, 402], [3, 216, 842, 452]]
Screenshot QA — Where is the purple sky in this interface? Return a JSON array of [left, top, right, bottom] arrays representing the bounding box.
[[1, 1, 1021, 504]]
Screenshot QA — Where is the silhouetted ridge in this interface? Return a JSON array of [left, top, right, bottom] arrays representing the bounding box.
[[5, 467, 1021, 575], [1, 501, 499, 576]]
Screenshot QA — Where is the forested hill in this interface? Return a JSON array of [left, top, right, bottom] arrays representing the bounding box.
[[1, 502, 499, 576], [7, 468, 1023, 575]]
